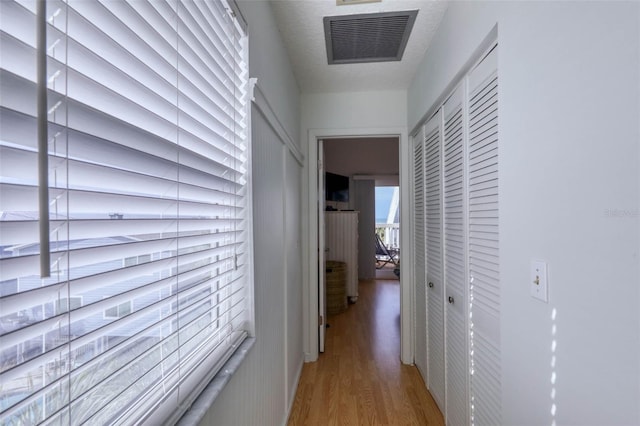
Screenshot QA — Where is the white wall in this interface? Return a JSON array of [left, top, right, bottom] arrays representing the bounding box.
[[353, 179, 376, 280], [302, 91, 407, 134], [408, 1, 640, 424], [285, 151, 303, 409], [198, 1, 303, 425], [244, 0, 300, 146], [300, 90, 414, 362]]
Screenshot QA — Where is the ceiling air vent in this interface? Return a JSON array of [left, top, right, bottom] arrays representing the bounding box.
[[323, 10, 418, 65]]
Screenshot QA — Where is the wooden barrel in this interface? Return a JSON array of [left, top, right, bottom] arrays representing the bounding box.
[[325, 261, 347, 315]]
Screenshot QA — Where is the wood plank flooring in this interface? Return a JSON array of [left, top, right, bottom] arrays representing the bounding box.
[[287, 279, 444, 425]]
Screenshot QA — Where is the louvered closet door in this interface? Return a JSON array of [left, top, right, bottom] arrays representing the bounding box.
[[424, 110, 445, 411], [443, 85, 469, 426], [413, 126, 428, 378], [468, 47, 500, 426]]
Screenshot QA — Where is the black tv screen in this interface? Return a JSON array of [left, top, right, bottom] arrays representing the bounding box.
[[325, 172, 349, 202]]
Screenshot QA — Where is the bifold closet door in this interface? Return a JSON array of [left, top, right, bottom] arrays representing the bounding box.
[[443, 85, 469, 426], [424, 110, 445, 411], [468, 47, 500, 425], [413, 127, 428, 378]]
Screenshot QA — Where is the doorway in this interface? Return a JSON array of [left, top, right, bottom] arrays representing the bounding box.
[[375, 185, 400, 280], [305, 129, 413, 364]]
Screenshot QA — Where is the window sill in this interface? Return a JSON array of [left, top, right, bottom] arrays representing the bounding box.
[[176, 337, 256, 426]]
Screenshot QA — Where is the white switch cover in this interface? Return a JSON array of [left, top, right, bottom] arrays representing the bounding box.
[[531, 260, 548, 302]]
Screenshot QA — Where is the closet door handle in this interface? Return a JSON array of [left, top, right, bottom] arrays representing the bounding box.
[[448, 296, 454, 304], [428, 282, 434, 288]]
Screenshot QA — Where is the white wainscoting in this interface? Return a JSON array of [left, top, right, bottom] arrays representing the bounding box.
[[200, 100, 303, 425]]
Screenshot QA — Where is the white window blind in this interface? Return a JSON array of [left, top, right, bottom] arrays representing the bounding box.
[[0, 0, 251, 424]]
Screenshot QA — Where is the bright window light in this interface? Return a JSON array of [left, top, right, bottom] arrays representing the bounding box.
[[0, 0, 252, 423]]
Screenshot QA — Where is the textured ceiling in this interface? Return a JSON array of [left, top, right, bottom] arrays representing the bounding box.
[[270, 0, 448, 93]]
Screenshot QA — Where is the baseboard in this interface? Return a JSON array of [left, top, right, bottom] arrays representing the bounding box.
[[304, 351, 318, 362], [282, 357, 305, 426]]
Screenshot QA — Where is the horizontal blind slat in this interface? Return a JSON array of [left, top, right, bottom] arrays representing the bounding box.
[[0, 0, 249, 423], [1, 271, 244, 414]]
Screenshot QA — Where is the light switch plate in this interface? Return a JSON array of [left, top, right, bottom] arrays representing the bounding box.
[[531, 260, 548, 302]]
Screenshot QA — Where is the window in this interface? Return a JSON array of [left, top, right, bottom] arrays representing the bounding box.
[[56, 296, 83, 315], [375, 186, 400, 250], [103, 300, 133, 320], [123, 254, 152, 268], [0, 1, 252, 424]]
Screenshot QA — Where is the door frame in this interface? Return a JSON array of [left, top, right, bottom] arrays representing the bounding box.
[[317, 139, 326, 352], [304, 127, 414, 364]]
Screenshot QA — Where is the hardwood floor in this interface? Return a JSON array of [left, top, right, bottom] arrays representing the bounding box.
[[287, 279, 444, 425]]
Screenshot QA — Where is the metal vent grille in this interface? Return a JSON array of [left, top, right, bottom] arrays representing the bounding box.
[[323, 11, 418, 65]]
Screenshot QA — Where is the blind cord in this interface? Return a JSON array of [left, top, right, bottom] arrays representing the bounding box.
[[37, 0, 50, 278]]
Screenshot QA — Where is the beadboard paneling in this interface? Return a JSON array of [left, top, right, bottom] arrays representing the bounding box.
[[200, 106, 301, 426], [285, 150, 304, 412]]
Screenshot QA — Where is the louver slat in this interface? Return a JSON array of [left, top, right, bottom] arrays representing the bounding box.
[[413, 126, 427, 379], [424, 111, 446, 412], [469, 47, 500, 426], [443, 85, 469, 426]]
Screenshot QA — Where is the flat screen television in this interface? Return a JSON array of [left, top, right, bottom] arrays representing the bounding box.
[[325, 172, 349, 202]]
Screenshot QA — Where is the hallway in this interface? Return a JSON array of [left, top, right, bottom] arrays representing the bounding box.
[[287, 279, 443, 425]]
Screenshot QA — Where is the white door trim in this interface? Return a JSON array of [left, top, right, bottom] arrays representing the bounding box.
[[304, 127, 414, 364]]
